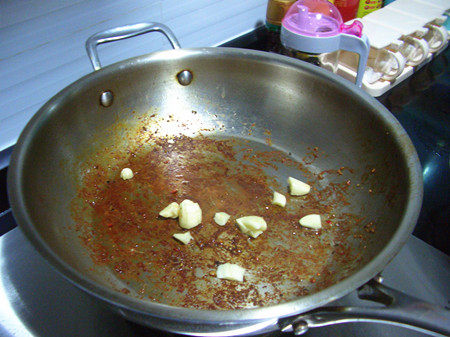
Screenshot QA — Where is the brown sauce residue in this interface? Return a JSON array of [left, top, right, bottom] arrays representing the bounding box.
[[72, 135, 367, 309]]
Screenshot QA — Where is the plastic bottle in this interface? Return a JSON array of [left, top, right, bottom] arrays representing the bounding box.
[[280, 0, 370, 86], [334, 0, 359, 22]]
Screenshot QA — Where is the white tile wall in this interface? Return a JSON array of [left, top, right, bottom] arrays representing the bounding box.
[[0, 0, 267, 153]]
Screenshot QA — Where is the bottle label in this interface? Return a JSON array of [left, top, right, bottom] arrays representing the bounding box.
[[357, 0, 383, 18]]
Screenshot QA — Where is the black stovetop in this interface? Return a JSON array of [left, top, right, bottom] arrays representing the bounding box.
[[1, 27, 449, 255]]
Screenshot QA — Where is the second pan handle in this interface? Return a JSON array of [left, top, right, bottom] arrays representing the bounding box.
[[85, 22, 181, 71], [279, 277, 450, 336]]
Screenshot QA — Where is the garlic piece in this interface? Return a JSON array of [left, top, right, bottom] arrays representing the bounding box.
[[299, 214, 322, 229], [288, 177, 310, 196], [272, 191, 286, 207], [179, 199, 202, 229], [214, 212, 230, 226], [120, 168, 134, 180], [236, 216, 267, 238], [216, 263, 245, 282], [173, 232, 193, 244], [159, 202, 180, 219]]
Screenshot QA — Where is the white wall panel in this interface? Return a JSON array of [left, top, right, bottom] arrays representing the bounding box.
[[0, 0, 267, 151]]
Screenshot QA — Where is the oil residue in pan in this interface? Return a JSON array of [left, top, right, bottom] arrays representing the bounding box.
[[72, 134, 368, 310]]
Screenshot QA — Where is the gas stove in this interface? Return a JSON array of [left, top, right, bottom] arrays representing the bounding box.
[[0, 28, 449, 337]]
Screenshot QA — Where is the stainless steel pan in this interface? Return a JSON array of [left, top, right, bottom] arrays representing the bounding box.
[[7, 23, 449, 336]]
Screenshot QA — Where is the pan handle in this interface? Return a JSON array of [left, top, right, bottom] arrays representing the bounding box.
[[279, 277, 450, 336], [85, 22, 181, 71]]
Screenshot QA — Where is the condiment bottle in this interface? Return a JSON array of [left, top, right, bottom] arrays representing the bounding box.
[[265, 0, 297, 53], [334, 0, 359, 22]]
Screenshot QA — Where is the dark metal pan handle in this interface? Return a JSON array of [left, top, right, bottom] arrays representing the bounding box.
[[279, 277, 450, 336], [0, 208, 16, 236], [85, 22, 181, 71]]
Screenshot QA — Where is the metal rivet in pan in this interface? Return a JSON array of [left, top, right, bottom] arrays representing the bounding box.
[[374, 274, 384, 284], [100, 91, 113, 107], [177, 70, 193, 86]]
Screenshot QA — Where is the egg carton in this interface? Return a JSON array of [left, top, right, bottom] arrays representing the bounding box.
[[336, 43, 447, 97], [335, 0, 450, 97]]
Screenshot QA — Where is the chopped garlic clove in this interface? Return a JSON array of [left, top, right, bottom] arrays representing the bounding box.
[[216, 263, 245, 282], [236, 216, 267, 238], [299, 214, 322, 229], [237, 216, 267, 231], [288, 177, 310, 196], [214, 212, 231, 226], [120, 168, 134, 180], [159, 202, 180, 218], [247, 230, 263, 238], [272, 191, 286, 207], [179, 199, 202, 229], [173, 231, 193, 244]]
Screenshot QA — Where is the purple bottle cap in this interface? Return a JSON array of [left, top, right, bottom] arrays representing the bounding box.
[[282, 0, 363, 38]]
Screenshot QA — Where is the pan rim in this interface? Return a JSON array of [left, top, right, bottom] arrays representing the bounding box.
[[7, 47, 423, 325]]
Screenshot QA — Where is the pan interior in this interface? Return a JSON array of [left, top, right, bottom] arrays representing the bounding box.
[[17, 50, 411, 310]]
